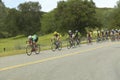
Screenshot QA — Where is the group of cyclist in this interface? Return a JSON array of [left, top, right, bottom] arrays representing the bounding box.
[[87, 29, 120, 43], [109, 29, 120, 41], [27, 28, 120, 51], [27, 30, 81, 50], [51, 30, 81, 49]]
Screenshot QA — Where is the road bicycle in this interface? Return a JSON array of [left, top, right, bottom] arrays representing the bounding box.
[[75, 37, 81, 46], [67, 38, 75, 49], [51, 41, 62, 51], [26, 44, 40, 56], [87, 37, 92, 44]]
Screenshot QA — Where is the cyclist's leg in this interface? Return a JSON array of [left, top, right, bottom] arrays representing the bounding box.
[[69, 37, 72, 46], [53, 39, 58, 49], [56, 41, 59, 49], [32, 39, 38, 51]]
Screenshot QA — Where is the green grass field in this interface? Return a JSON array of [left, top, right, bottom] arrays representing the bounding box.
[[0, 34, 68, 57]]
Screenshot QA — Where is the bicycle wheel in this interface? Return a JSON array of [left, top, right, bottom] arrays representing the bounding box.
[[67, 40, 71, 49], [96, 37, 101, 43], [76, 39, 80, 47], [72, 40, 76, 48], [51, 43, 56, 51], [58, 42, 62, 51], [87, 37, 92, 44], [35, 44, 40, 54], [26, 45, 32, 56]]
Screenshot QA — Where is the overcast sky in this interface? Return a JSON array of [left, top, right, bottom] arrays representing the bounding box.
[[2, 0, 119, 12]]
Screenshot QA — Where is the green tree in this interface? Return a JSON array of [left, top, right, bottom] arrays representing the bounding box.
[[109, 0, 120, 28], [54, 0, 100, 34], [95, 8, 113, 29], [18, 1, 41, 36], [41, 10, 57, 34], [4, 9, 20, 36], [0, 0, 6, 27], [0, 0, 7, 37]]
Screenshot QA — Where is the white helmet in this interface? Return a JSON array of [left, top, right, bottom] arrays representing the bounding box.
[[75, 30, 78, 33], [28, 35, 32, 39], [68, 30, 72, 33], [115, 29, 117, 31]]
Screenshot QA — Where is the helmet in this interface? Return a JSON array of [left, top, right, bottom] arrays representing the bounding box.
[[75, 30, 78, 33], [53, 31, 57, 35], [28, 35, 32, 39], [68, 30, 72, 33], [115, 29, 118, 31]]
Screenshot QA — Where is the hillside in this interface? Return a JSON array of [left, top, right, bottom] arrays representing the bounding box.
[[95, 8, 114, 28]]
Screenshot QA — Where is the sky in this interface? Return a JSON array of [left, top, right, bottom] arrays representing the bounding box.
[[2, 0, 119, 12]]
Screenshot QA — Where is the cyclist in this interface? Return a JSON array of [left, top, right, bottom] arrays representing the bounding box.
[[27, 34, 38, 47], [51, 31, 61, 49], [32, 34, 38, 46], [52, 31, 61, 41], [96, 30, 101, 42], [103, 30, 108, 40], [28, 35, 33, 45], [101, 30, 105, 41], [74, 30, 81, 45], [87, 31, 92, 44], [67, 29, 79, 47], [115, 29, 119, 41], [68, 30, 75, 43], [118, 29, 120, 40], [110, 29, 115, 41], [119, 29, 120, 40]]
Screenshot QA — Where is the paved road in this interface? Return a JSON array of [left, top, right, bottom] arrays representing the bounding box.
[[0, 41, 120, 80]]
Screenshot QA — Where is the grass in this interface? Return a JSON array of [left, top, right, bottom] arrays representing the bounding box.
[[0, 50, 25, 57], [0, 35, 26, 57]]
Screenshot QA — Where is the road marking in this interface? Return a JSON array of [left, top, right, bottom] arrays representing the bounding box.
[[0, 42, 119, 71]]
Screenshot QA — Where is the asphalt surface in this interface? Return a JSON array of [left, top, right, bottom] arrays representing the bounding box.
[[0, 41, 120, 80]]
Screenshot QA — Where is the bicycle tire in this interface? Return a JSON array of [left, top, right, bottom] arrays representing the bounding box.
[[67, 40, 71, 49], [26, 45, 32, 56], [76, 39, 80, 47], [58, 42, 62, 51], [51, 43, 56, 51], [72, 40, 76, 48], [35, 44, 40, 54]]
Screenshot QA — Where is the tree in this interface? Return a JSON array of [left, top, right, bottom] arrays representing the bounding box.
[[4, 9, 20, 37], [0, 0, 7, 37], [41, 10, 57, 34], [109, 0, 120, 28], [54, 0, 99, 34], [18, 1, 41, 36]]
